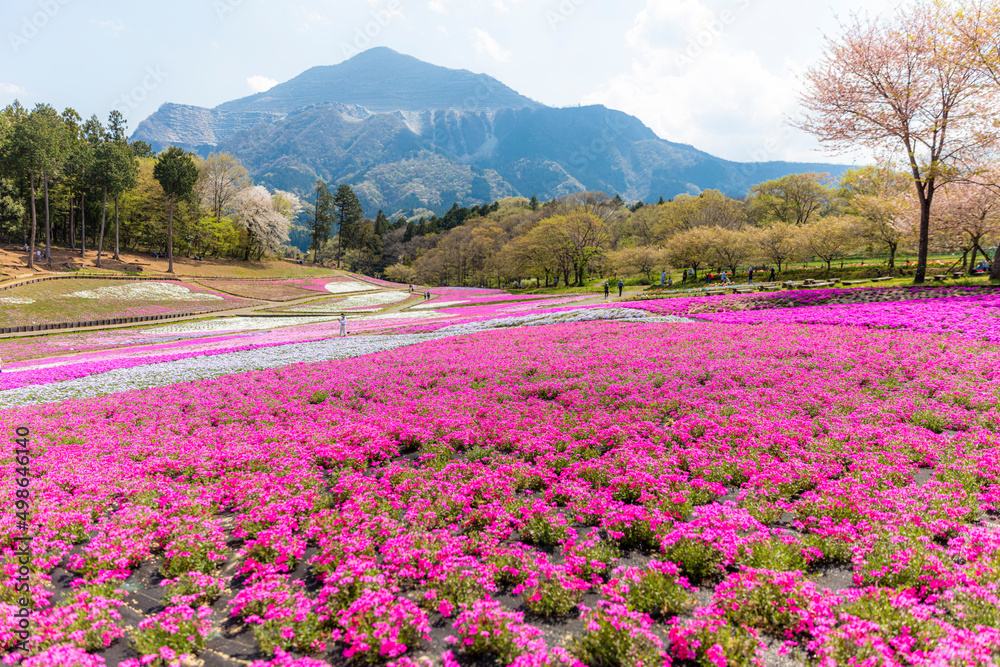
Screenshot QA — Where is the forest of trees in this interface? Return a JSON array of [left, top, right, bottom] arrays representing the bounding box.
[[375, 169, 1000, 288], [0, 103, 302, 272], [7, 0, 1000, 295], [1, 96, 998, 288]]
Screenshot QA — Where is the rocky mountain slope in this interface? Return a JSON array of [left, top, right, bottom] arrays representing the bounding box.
[[133, 47, 849, 216]]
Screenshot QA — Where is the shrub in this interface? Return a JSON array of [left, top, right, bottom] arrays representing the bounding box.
[[569, 602, 666, 667], [335, 589, 430, 664], [660, 538, 725, 585], [161, 571, 227, 606], [516, 570, 589, 618], [446, 599, 547, 663], [602, 561, 694, 618], [668, 615, 764, 667], [130, 604, 213, 667], [712, 569, 823, 637]]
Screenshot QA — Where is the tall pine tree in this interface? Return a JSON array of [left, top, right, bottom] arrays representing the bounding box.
[[332, 184, 362, 269], [311, 180, 333, 263]]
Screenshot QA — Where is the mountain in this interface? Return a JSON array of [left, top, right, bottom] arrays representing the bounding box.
[[133, 47, 850, 217]]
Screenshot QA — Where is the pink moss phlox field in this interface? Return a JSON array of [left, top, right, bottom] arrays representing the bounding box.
[[694, 294, 1000, 341], [3, 320, 1000, 664], [624, 286, 1000, 341]]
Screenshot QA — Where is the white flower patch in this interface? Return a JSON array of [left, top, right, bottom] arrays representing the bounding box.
[[0, 305, 699, 408], [435, 308, 695, 336], [409, 300, 465, 310], [359, 311, 453, 321], [324, 281, 379, 294], [67, 282, 224, 301], [338, 291, 409, 309], [0, 333, 441, 408], [148, 316, 338, 335], [0, 297, 35, 304]]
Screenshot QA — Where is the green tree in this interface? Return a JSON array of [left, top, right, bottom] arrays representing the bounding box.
[[311, 180, 334, 263], [333, 184, 363, 268], [31, 104, 65, 266], [60, 108, 86, 251], [94, 136, 139, 267], [8, 104, 64, 268], [0, 178, 25, 241], [79, 114, 107, 257], [747, 173, 833, 226], [153, 146, 199, 273]]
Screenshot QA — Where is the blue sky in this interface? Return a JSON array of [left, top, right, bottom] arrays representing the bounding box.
[[1, 0, 898, 162]]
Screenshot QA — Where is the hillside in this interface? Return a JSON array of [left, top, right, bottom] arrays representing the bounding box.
[[133, 47, 851, 216]]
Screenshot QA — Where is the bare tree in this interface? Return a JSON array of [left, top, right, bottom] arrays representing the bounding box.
[[755, 222, 800, 272], [796, 216, 859, 271], [197, 152, 250, 225]]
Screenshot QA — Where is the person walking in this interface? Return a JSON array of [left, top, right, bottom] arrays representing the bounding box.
[[617, 278, 624, 298], [769, 266, 776, 282], [748, 267, 755, 283], [339, 313, 347, 337]]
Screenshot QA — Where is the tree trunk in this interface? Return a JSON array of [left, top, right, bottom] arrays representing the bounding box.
[[167, 195, 175, 274], [969, 245, 978, 273], [69, 191, 76, 250], [114, 193, 120, 260], [887, 243, 897, 269], [914, 191, 932, 284], [28, 173, 36, 270], [80, 192, 86, 257], [43, 171, 51, 266], [97, 184, 108, 268]]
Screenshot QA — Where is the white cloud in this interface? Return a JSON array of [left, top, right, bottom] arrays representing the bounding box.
[[0, 83, 27, 95], [89, 19, 125, 34], [470, 27, 510, 63], [295, 7, 330, 30], [428, 0, 448, 12], [247, 75, 279, 93], [581, 0, 829, 162]]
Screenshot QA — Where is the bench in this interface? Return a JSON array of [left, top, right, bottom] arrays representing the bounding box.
[[951, 272, 965, 278], [759, 285, 783, 292], [933, 274, 948, 281], [871, 276, 893, 282], [842, 279, 868, 285]]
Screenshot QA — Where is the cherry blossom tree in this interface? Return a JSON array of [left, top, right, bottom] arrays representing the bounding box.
[[797, 1, 1000, 283], [933, 176, 1000, 270]]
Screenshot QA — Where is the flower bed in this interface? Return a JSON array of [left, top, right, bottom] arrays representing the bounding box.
[[195, 279, 327, 302], [0, 279, 255, 328], [3, 318, 1000, 665], [626, 290, 1000, 342]]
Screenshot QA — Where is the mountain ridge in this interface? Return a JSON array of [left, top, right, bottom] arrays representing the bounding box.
[[132, 47, 851, 217]]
